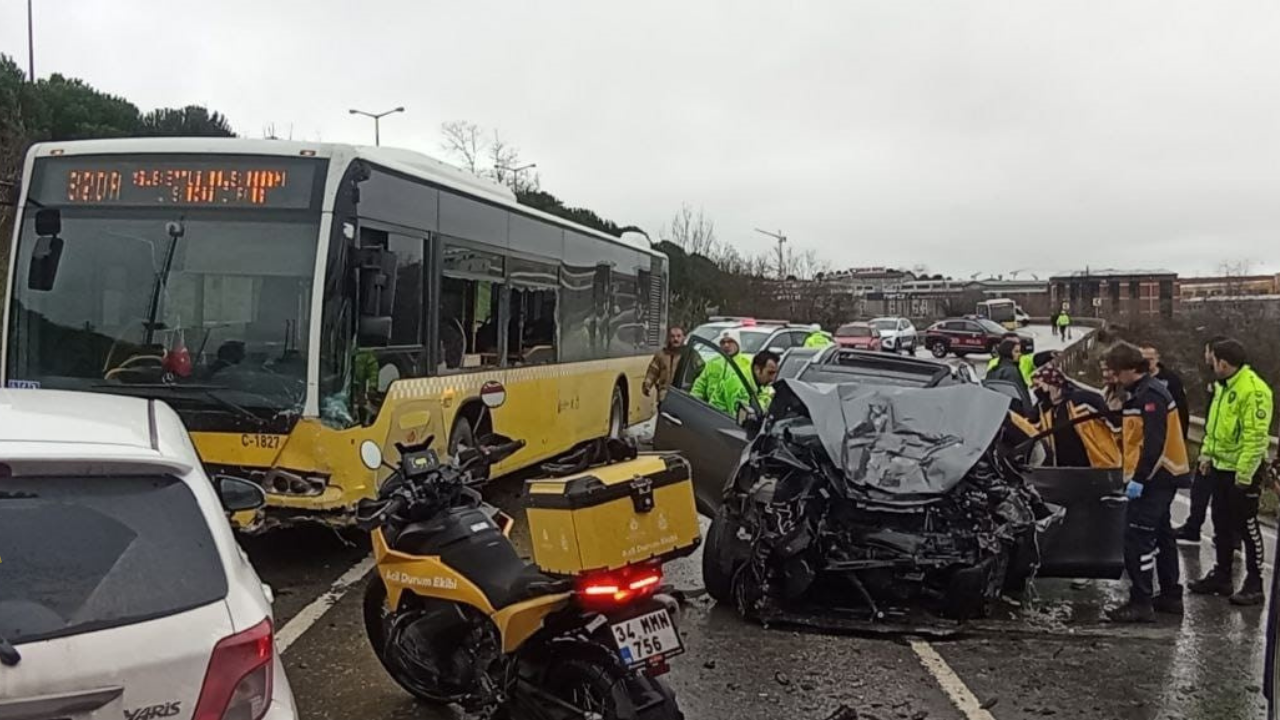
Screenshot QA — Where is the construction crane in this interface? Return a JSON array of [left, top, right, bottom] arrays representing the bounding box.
[[754, 228, 787, 280]]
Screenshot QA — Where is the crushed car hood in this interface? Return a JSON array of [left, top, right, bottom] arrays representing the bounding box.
[[770, 379, 1011, 498]]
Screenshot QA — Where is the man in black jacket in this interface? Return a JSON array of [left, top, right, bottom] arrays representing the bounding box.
[[1141, 343, 1190, 439], [1172, 335, 1230, 542]]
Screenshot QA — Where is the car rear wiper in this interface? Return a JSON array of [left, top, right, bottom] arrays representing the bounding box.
[[0, 634, 20, 666]]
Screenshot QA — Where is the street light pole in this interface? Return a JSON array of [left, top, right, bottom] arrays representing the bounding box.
[[27, 0, 35, 82], [496, 163, 537, 190], [348, 106, 405, 147]]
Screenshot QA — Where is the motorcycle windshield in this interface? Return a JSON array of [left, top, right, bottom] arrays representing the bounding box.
[[768, 379, 1011, 498]]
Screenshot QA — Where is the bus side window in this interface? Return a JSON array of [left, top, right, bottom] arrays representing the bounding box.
[[508, 286, 558, 366], [439, 276, 502, 372]]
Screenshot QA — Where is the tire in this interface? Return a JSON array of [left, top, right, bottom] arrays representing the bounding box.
[[542, 656, 683, 720], [362, 578, 460, 706], [930, 342, 948, 359], [703, 507, 744, 603], [608, 385, 626, 440], [449, 414, 476, 457]]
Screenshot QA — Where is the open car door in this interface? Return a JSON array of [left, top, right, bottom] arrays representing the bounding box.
[[653, 338, 760, 514], [984, 378, 1127, 579]]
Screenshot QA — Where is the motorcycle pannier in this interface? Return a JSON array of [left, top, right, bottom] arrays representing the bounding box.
[[524, 453, 700, 576]]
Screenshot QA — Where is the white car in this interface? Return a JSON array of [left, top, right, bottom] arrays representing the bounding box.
[[689, 319, 817, 356], [869, 317, 919, 354], [0, 389, 297, 720]]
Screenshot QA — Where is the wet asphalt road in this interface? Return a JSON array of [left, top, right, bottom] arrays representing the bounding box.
[[244, 326, 1272, 720]]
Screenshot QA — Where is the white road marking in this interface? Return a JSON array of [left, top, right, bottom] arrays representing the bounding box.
[[276, 556, 376, 654], [909, 640, 998, 720]]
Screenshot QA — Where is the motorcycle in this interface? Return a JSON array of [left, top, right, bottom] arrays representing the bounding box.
[[355, 434, 685, 720]]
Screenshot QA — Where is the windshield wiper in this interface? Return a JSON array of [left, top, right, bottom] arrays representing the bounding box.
[[92, 383, 267, 428], [200, 389, 267, 429], [0, 634, 20, 666]]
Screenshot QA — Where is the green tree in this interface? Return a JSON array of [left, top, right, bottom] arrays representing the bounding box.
[[516, 188, 623, 236], [141, 105, 235, 137], [23, 73, 143, 140]]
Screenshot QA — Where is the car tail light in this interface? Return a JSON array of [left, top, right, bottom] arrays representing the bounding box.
[[193, 618, 274, 720], [576, 565, 663, 609]]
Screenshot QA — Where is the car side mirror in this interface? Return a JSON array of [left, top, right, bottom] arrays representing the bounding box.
[[215, 475, 266, 513]]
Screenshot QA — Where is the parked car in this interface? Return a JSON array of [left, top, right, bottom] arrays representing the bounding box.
[[869, 316, 919, 354], [0, 389, 298, 720], [652, 338, 1125, 606], [689, 319, 821, 357], [923, 317, 1035, 359], [834, 322, 882, 351]]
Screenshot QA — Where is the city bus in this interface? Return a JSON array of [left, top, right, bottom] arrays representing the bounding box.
[[2, 138, 669, 531], [975, 298, 1019, 329]]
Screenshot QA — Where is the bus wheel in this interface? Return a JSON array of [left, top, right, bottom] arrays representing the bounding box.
[[449, 415, 477, 460], [608, 387, 626, 440]]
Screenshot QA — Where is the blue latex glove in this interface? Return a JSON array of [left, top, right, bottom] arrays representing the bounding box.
[[1125, 481, 1145, 500]]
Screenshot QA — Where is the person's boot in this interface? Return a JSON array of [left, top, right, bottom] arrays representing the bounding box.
[[1188, 568, 1234, 596], [1152, 592, 1185, 616], [1229, 575, 1265, 606], [1105, 599, 1156, 623], [1173, 524, 1201, 543]]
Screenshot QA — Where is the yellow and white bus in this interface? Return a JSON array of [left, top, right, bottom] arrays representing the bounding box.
[[2, 139, 669, 531]]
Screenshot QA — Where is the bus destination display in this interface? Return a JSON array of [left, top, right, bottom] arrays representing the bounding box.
[[34, 156, 320, 209]]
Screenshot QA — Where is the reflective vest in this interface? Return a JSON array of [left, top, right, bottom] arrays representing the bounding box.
[[804, 331, 833, 348], [1202, 365, 1274, 481], [691, 353, 753, 405], [986, 354, 1035, 385]]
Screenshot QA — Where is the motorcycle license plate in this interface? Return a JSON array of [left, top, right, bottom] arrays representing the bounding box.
[[610, 609, 683, 668]]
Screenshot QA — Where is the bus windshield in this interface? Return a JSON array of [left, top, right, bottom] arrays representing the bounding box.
[[6, 209, 320, 427]]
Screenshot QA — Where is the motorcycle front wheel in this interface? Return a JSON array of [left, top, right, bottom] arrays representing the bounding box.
[[539, 657, 683, 720]]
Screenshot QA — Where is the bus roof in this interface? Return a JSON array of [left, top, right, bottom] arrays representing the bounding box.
[[22, 137, 662, 259]]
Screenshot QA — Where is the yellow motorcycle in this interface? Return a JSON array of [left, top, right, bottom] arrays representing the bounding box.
[[355, 434, 686, 720]]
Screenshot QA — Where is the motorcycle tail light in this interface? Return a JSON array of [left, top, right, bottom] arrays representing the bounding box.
[[193, 618, 274, 720], [576, 565, 663, 608]]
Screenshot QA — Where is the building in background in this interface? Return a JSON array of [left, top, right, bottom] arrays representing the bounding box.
[[1178, 273, 1280, 300], [1050, 269, 1178, 318]]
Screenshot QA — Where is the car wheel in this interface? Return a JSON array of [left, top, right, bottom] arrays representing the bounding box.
[[930, 342, 948, 358], [703, 506, 745, 603]]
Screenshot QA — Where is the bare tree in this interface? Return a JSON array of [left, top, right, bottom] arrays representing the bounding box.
[[660, 204, 717, 258], [488, 130, 522, 187], [440, 121, 484, 174], [1220, 259, 1256, 296]]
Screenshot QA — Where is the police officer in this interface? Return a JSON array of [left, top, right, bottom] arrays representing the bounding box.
[[1174, 334, 1230, 543], [1104, 342, 1191, 622], [1189, 338, 1275, 605], [803, 325, 834, 348]]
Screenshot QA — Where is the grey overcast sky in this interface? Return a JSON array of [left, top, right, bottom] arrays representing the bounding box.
[[2, 1, 1276, 277]]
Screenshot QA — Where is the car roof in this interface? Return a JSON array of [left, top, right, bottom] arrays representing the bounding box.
[[0, 389, 197, 471]]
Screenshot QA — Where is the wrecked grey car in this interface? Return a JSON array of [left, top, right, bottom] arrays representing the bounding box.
[[655, 340, 1129, 631]]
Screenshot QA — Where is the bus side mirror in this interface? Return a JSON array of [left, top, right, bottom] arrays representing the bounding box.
[[357, 246, 397, 346], [28, 233, 64, 292]]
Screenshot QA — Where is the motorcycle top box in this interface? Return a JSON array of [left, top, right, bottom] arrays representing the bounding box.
[[524, 452, 701, 576]]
